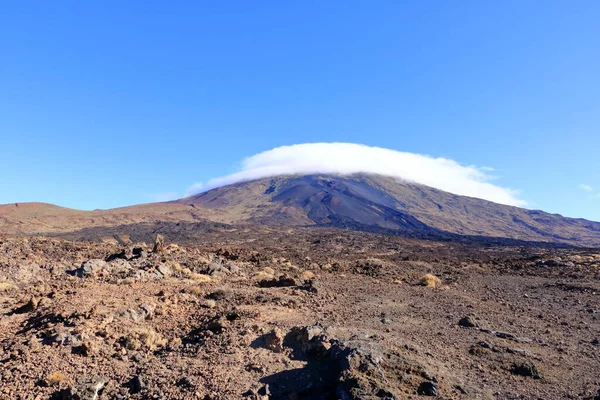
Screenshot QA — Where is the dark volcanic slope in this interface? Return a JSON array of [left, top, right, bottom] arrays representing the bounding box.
[[179, 174, 600, 247]]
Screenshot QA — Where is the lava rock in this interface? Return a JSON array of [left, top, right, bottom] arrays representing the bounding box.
[[76, 260, 109, 278], [129, 375, 145, 394], [208, 263, 230, 276], [68, 376, 108, 400], [510, 361, 541, 379], [417, 381, 438, 396], [258, 274, 298, 288], [152, 234, 165, 253], [264, 328, 284, 353], [458, 315, 479, 328]]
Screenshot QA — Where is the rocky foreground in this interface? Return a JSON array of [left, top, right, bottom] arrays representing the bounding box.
[[0, 229, 599, 399]]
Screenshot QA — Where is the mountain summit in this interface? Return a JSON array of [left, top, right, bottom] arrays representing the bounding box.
[[177, 174, 600, 246]]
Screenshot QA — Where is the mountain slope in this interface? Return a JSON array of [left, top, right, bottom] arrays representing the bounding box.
[[177, 174, 600, 246], [2, 173, 599, 246]]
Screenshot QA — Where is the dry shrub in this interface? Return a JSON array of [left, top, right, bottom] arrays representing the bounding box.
[[321, 263, 332, 271], [44, 371, 65, 386], [169, 261, 182, 272], [203, 299, 216, 309], [300, 271, 315, 280], [181, 268, 192, 276], [169, 337, 182, 349], [166, 243, 186, 254], [190, 274, 211, 283], [189, 287, 203, 296], [124, 327, 167, 351], [420, 273, 442, 288], [253, 270, 275, 281], [0, 281, 17, 292]]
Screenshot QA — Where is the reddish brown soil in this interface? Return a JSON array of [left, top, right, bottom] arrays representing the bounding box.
[[0, 229, 599, 399]]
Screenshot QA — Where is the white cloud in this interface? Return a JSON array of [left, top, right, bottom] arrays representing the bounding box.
[[579, 184, 593, 192], [186, 142, 526, 207]]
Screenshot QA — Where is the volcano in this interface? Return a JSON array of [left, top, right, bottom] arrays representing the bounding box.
[[2, 174, 600, 246]]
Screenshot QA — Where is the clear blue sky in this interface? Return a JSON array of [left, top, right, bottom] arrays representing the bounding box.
[[1, 1, 599, 220]]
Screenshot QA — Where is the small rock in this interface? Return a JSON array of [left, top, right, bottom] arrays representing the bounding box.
[[207, 290, 229, 301], [76, 260, 109, 278], [258, 274, 297, 288], [78, 342, 97, 357], [510, 361, 541, 379], [208, 263, 230, 276], [417, 381, 438, 396], [206, 316, 228, 333], [132, 247, 146, 258], [227, 264, 241, 274], [14, 297, 39, 314], [152, 234, 165, 253], [264, 328, 284, 353], [454, 385, 467, 394], [292, 325, 330, 356], [156, 264, 172, 277], [68, 376, 108, 400], [203, 299, 217, 309], [458, 315, 479, 328], [129, 375, 145, 394]]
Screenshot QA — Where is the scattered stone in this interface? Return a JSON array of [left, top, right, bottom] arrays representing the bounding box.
[[46, 328, 82, 347], [156, 264, 172, 277], [13, 297, 39, 314], [458, 315, 479, 328], [203, 299, 217, 309], [129, 375, 145, 394], [264, 328, 284, 353], [76, 260, 110, 278], [120, 304, 155, 322], [292, 325, 331, 356], [454, 384, 468, 394], [132, 247, 146, 258], [298, 279, 319, 293], [105, 250, 127, 262], [76, 342, 97, 357], [68, 376, 108, 400], [510, 361, 541, 379], [417, 381, 438, 396], [227, 264, 241, 274], [257, 274, 298, 288], [208, 263, 230, 276], [206, 316, 228, 333], [176, 376, 195, 389], [207, 289, 229, 301], [152, 234, 165, 253]]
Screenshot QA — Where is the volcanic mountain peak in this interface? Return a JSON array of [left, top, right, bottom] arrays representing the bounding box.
[[2, 173, 600, 246], [179, 173, 600, 246]]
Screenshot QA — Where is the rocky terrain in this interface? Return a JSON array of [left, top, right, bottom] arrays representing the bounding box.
[[1, 227, 599, 399]]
